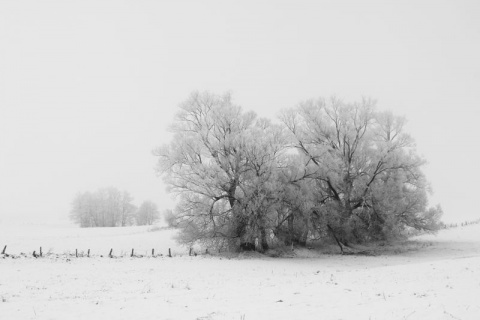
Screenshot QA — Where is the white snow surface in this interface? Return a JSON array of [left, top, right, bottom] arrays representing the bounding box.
[[1, 224, 480, 320]]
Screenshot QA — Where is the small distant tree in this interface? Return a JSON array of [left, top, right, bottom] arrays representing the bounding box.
[[70, 191, 98, 227], [163, 209, 178, 228], [69, 188, 136, 227], [136, 200, 160, 225], [119, 191, 137, 227]]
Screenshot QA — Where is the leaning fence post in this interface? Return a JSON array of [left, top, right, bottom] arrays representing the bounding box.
[[33, 250, 37, 258], [1, 245, 6, 255], [109, 248, 113, 258]]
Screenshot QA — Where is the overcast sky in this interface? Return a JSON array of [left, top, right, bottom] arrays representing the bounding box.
[[1, 0, 479, 225]]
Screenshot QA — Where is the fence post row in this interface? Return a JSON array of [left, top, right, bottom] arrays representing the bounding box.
[[2, 246, 209, 258]]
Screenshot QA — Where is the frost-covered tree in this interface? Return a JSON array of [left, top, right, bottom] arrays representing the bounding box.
[[136, 200, 160, 225], [119, 191, 137, 226], [233, 118, 287, 250], [155, 92, 287, 251], [69, 187, 136, 227], [273, 155, 316, 247], [157, 92, 441, 252], [281, 97, 442, 248], [70, 191, 98, 227]]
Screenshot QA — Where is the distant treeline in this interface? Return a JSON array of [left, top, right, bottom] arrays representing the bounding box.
[[442, 218, 480, 229], [69, 187, 160, 227]]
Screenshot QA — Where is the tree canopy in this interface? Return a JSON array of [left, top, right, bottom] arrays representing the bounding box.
[[136, 200, 160, 226], [156, 92, 442, 252]]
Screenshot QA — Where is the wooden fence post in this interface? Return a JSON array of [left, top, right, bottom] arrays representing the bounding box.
[[1, 245, 6, 255], [152, 249, 155, 257], [87, 249, 90, 257], [109, 248, 113, 258], [75, 249, 78, 258], [168, 248, 172, 257], [131, 249, 134, 257], [189, 248, 192, 256], [39, 247, 43, 257]]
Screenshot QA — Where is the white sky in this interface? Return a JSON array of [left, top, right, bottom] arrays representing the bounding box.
[[1, 0, 479, 224]]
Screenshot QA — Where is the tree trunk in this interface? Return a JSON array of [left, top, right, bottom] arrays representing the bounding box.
[[287, 215, 295, 246], [239, 242, 256, 251], [298, 226, 308, 247], [327, 224, 344, 254], [259, 227, 269, 252]]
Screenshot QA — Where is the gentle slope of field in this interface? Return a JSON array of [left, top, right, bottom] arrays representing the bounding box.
[[1, 223, 480, 319]]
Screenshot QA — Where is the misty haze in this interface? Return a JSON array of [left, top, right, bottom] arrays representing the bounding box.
[[1, 1, 480, 319]]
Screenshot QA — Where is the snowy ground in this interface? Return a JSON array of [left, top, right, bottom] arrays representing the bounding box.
[[0, 222, 182, 257], [1, 224, 480, 320]]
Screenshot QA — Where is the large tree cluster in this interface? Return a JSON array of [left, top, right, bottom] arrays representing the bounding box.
[[70, 187, 159, 227], [155, 92, 442, 252]]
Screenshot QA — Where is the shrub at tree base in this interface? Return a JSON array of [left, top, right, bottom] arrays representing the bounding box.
[[155, 92, 442, 252]]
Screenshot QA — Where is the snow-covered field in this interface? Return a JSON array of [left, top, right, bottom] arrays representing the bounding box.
[[1, 223, 480, 320], [0, 223, 182, 257]]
